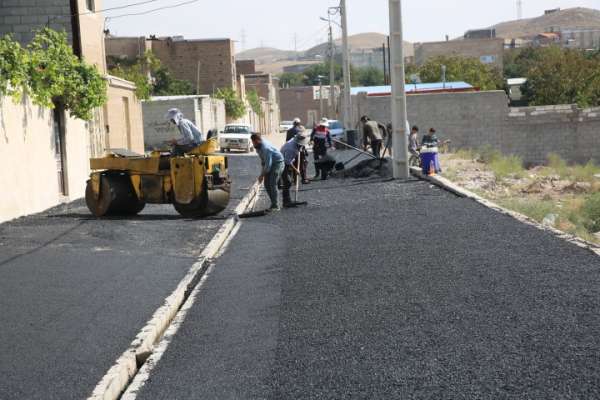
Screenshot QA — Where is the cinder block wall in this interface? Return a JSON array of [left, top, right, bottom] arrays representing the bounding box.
[[355, 91, 600, 166], [142, 96, 225, 150]]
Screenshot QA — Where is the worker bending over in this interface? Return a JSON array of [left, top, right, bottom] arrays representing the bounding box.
[[310, 118, 333, 180], [251, 134, 285, 212], [287, 119, 309, 184], [165, 108, 203, 155], [360, 115, 383, 159], [280, 133, 309, 207]]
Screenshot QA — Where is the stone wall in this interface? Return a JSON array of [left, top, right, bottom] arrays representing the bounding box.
[[353, 91, 600, 166], [142, 96, 226, 151], [0, 94, 90, 223]]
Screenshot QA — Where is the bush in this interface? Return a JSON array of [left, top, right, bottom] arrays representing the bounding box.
[[547, 153, 569, 178], [498, 198, 557, 222], [582, 192, 600, 233], [214, 87, 246, 120], [489, 155, 524, 179], [571, 161, 600, 183], [477, 145, 502, 164]]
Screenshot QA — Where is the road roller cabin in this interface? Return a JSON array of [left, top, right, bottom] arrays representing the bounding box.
[[85, 139, 231, 218]]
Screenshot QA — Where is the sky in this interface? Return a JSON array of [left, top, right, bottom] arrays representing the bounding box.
[[102, 0, 600, 52]]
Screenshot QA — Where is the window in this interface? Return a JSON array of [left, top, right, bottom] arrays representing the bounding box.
[[86, 0, 95, 11]]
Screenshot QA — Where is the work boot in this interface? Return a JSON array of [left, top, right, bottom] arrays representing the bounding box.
[[282, 190, 293, 208], [313, 164, 321, 180]]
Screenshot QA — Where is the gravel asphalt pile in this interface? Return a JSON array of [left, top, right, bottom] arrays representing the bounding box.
[[135, 174, 600, 399]]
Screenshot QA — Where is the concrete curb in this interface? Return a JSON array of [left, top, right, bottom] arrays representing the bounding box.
[[87, 182, 261, 400], [410, 167, 600, 258]]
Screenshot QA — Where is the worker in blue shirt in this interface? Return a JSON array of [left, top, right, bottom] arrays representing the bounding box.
[[280, 133, 309, 207], [251, 134, 285, 211]]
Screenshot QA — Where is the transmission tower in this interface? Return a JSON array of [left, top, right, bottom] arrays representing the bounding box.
[[517, 0, 523, 20]]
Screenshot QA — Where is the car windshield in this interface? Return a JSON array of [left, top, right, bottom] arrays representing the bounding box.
[[281, 121, 293, 126], [224, 126, 251, 134], [329, 121, 343, 130]]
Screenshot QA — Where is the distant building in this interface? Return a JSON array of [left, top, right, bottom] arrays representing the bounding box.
[[280, 86, 340, 126], [351, 82, 475, 97], [506, 77, 527, 105], [414, 38, 504, 69], [236, 60, 256, 76], [533, 32, 561, 47], [106, 35, 237, 95], [464, 29, 496, 39], [350, 48, 385, 71], [282, 63, 318, 74], [562, 28, 600, 49]]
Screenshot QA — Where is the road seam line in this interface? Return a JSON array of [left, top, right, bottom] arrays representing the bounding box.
[[87, 182, 261, 400], [411, 167, 600, 257]]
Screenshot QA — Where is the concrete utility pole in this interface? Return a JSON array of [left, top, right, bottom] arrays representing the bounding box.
[[328, 20, 335, 118], [340, 0, 352, 130], [389, 0, 409, 179]]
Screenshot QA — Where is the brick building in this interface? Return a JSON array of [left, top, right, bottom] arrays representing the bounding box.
[[414, 38, 505, 69], [280, 86, 339, 127], [236, 60, 256, 76], [106, 35, 237, 95]]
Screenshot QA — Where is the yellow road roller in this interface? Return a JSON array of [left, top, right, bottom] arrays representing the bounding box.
[[85, 139, 231, 218]]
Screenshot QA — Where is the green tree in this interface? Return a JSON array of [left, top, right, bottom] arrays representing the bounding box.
[[3, 28, 108, 120], [279, 72, 304, 87], [355, 66, 385, 86], [108, 50, 194, 99], [214, 87, 246, 120], [418, 55, 503, 90], [246, 89, 263, 114], [520, 46, 600, 107]]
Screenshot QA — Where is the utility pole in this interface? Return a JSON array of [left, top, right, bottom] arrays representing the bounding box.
[[382, 42, 388, 84], [389, 0, 409, 179], [340, 0, 352, 130], [241, 29, 247, 52], [517, 0, 523, 20], [294, 33, 298, 60], [328, 22, 335, 118], [196, 61, 201, 95], [318, 76, 325, 119]]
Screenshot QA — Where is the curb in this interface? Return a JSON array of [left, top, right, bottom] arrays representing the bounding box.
[[87, 182, 261, 400], [410, 167, 600, 258]]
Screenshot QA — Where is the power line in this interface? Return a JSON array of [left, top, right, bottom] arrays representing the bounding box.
[[105, 0, 200, 20]]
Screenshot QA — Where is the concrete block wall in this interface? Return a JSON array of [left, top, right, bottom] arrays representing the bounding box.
[[142, 96, 225, 151], [354, 90, 600, 166], [104, 77, 145, 154]]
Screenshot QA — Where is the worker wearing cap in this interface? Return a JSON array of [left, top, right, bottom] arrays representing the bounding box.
[[360, 115, 383, 159], [310, 118, 333, 180], [280, 133, 309, 207], [286, 119, 310, 184], [165, 108, 203, 155], [251, 134, 284, 211]]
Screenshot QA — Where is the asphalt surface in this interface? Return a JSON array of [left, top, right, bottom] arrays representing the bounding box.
[[136, 172, 600, 399], [0, 153, 259, 400]]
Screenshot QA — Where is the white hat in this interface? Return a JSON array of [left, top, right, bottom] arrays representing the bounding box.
[[294, 133, 310, 146], [319, 117, 329, 127]]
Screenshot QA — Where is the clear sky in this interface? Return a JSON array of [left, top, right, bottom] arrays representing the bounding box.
[[102, 0, 599, 51]]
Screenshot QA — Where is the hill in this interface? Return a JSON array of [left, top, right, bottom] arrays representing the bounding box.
[[489, 7, 600, 38], [237, 33, 414, 66]]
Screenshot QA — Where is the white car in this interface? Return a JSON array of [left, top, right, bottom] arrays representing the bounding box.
[[280, 121, 294, 133], [219, 124, 254, 153], [326, 120, 345, 141]]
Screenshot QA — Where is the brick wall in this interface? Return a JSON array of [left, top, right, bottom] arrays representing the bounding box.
[[105, 36, 149, 62], [150, 38, 236, 95], [280, 86, 331, 127], [414, 38, 504, 70], [236, 60, 256, 76], [354, 91, 600, 166]]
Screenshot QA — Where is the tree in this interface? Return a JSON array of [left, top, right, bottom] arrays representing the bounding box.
[[214, 87, 246, 120], [355, 66, 385, 86], [246, 89, 263, 114], [279, 72, 304, 88], [418, 55, 503, 90], [108, 50, 194, 99], [520, 46, 600, 107]]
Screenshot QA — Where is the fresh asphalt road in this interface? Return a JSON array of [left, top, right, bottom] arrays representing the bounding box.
[[136, 175, 600, 399], [0, 153, 259, 400]]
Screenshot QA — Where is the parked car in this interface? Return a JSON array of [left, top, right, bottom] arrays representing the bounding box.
[[327, 120, 345, 141], [279, 121, 294, 133], [219, 124, 254, 153]]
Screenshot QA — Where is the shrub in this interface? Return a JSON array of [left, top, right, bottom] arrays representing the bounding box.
[[571, 161, 600, 183], [582, 192, 600, 233], [546, 153, 569, 178], [498, 198, 557, 222], [489, 155, 524, 179], [214, 87, 246, 120], [477, 145, 502, 164]]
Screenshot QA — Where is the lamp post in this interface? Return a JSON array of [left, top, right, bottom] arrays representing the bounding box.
[[389, 0, 409, 179]]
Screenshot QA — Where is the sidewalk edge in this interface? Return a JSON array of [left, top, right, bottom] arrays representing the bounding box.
[[87, 182, 261, 400], [410, 167, 600, 257]]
